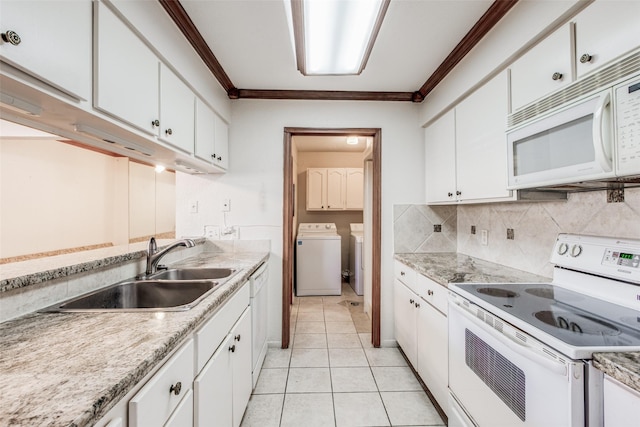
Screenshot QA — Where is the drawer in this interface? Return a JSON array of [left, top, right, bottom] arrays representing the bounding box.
[[417, 274, 447, 315], [164, 389, 193, 427], [129, 338, 195, 427], [394, 260, 416, 291], [195, 282, 250, 371]]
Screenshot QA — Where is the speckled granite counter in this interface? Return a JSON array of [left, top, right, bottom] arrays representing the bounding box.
[[394, 252, 550, 286], [0, 251, 268, 427], [593, 352, 640, 392]]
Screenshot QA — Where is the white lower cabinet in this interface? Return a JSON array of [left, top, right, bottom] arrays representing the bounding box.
[[194, 308, 252, 427], [394, 262, 449, 417], [165, 390, 193, 427], [129, 339, 195, 427], [603, 375, 640, 427]]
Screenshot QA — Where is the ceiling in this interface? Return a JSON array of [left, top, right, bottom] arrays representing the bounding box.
[[173, 0, 513, 101], [294, 135, 370, 153]]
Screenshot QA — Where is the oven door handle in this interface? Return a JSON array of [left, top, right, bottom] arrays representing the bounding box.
[[450, 302, 568, 376]]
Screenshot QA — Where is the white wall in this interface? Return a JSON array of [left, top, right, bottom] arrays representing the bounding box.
[[176, 99, 424, 346]]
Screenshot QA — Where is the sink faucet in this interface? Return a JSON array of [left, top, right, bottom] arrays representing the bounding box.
[[146, 237, 196, 275]]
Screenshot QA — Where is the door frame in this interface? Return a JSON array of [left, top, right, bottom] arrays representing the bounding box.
[[282, 127, 381, 348]]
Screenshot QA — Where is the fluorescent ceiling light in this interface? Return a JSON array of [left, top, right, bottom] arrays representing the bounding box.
[[75, 124, 154, 156], [347, 136, 359, 145], [291, 0, 389, 75]]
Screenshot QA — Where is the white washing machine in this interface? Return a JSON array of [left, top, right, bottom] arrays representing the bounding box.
[[349, 223, 364, 295], [296, 223, 341, 296]]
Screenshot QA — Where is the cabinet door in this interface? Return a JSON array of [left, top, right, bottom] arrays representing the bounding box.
[[0, 0, 92, 100], [417, 301, 448, 415], [194, 334, 233, 427], [574, 1, 640, 78], [195, 98, 216, 164], [326, 168, 345, 210], [95, 2, 159, 136], [129, 339, 195, 427], [394, 279, 417, 367], [425, 110, 456, 203], [603, 375, 640, 427], [165, 389, 193, 427], [345, 168, 364, 210], [307, 168, 326, 210], [214, 114, 229, 169], [231, 309, 252, 427], [456, 71, 512, 201], [159, 64, 195, 153], [510, 23, 573, 111]]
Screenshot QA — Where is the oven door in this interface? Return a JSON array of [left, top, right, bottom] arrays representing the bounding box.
[[448, 299, 585, 427]]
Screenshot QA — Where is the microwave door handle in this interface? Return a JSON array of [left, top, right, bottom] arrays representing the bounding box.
[[593, 91, 613, 172], [449, 301, 567, 376]]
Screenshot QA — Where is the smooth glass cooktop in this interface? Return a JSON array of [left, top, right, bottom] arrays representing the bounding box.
[[455, 283, 640, 348]]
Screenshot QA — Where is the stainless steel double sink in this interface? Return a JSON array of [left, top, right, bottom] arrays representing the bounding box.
[[43, 268, 237, 312]]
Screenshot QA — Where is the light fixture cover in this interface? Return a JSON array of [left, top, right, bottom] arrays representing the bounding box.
[[347, 137, 359, 145], [292, 0, 389, 76]]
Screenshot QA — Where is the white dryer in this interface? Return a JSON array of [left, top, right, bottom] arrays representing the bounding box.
[[349, 223, 364, 295], [296, 223, 341, 296]]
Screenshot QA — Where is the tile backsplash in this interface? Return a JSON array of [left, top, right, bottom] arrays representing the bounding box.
[[394, 188, 640, 277]]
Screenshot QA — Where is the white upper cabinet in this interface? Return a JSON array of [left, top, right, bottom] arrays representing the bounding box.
[[326, 168, 346, 210], [306, 168, 363, 211], [574, 0, 640, 78], [426, 72, 512, 204], [213, 114, 229, 170], [345, 168, 364, 210], [160, 63, 195, 154], [95, 1, 160, 136], [456, 71, 511, 201], [425, 109, 456, 203], [510, 23, 573, 111], [0, 0, 92, 100], [195, 98, 216, 164]]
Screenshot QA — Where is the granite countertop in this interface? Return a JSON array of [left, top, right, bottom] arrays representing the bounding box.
[[593, 352, 640, 393], [0, 251, 268, 427], [394, 252, 550, 287]]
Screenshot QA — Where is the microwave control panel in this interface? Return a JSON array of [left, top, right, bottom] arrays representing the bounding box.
[[616, 77, 640, 175]]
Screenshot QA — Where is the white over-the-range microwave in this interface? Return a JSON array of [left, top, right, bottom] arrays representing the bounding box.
[[507, 67, 640, 190]]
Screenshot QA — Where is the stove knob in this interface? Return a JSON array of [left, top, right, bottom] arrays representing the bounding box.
[[557, 243, 569, 255], [570, 244, 583, 258]]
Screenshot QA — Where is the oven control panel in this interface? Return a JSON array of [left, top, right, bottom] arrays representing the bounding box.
[[602, 249, 640, 269]]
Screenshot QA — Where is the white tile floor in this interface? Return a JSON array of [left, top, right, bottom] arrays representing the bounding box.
[[241, 284, 445, 427]]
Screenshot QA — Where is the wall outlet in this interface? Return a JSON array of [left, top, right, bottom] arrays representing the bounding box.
[[507, 228, 515, 240], [433, 224, 442, 232], [204, 225, 220, 239], [221, 199, 231, 212], [480, 229, 488, 246], [471, 225, 476, 235], [189, 200, 198, 214]]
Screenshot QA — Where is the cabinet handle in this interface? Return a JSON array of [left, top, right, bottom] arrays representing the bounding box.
[[234, 334, 241, 342], [169, 381, 182, 396], [217, 156, 222, 161], [229, 344, 236, 353], [151, 119, 160, 128], [165, 128, 173, 136], [552, 72, 563, 81], [415, 302, 420, 308], [400, 271, 405, 276], [409, 298, 414, 304], [580, 53, 592, 64], [1, 30, 21, 46], [456, 190, 461, 196], [427, 289, 434, 296], [447, 192, 453, 197]]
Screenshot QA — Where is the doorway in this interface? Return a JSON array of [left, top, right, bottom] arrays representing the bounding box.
[[282, 127, 381, 348]]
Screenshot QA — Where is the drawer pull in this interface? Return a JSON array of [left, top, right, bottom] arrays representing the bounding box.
[[415, 302, 420, 308], [1, 30, 21, 46], [229, 344, 236, 353], [234, 334, 241, 342], [427, 290, 434, 296], [169, 381, 182, 396], [409, 298, 414, 304], [400, 271, 405, 276]]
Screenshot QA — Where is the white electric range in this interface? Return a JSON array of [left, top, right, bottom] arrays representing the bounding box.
[[448, 234, 640, 427]]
